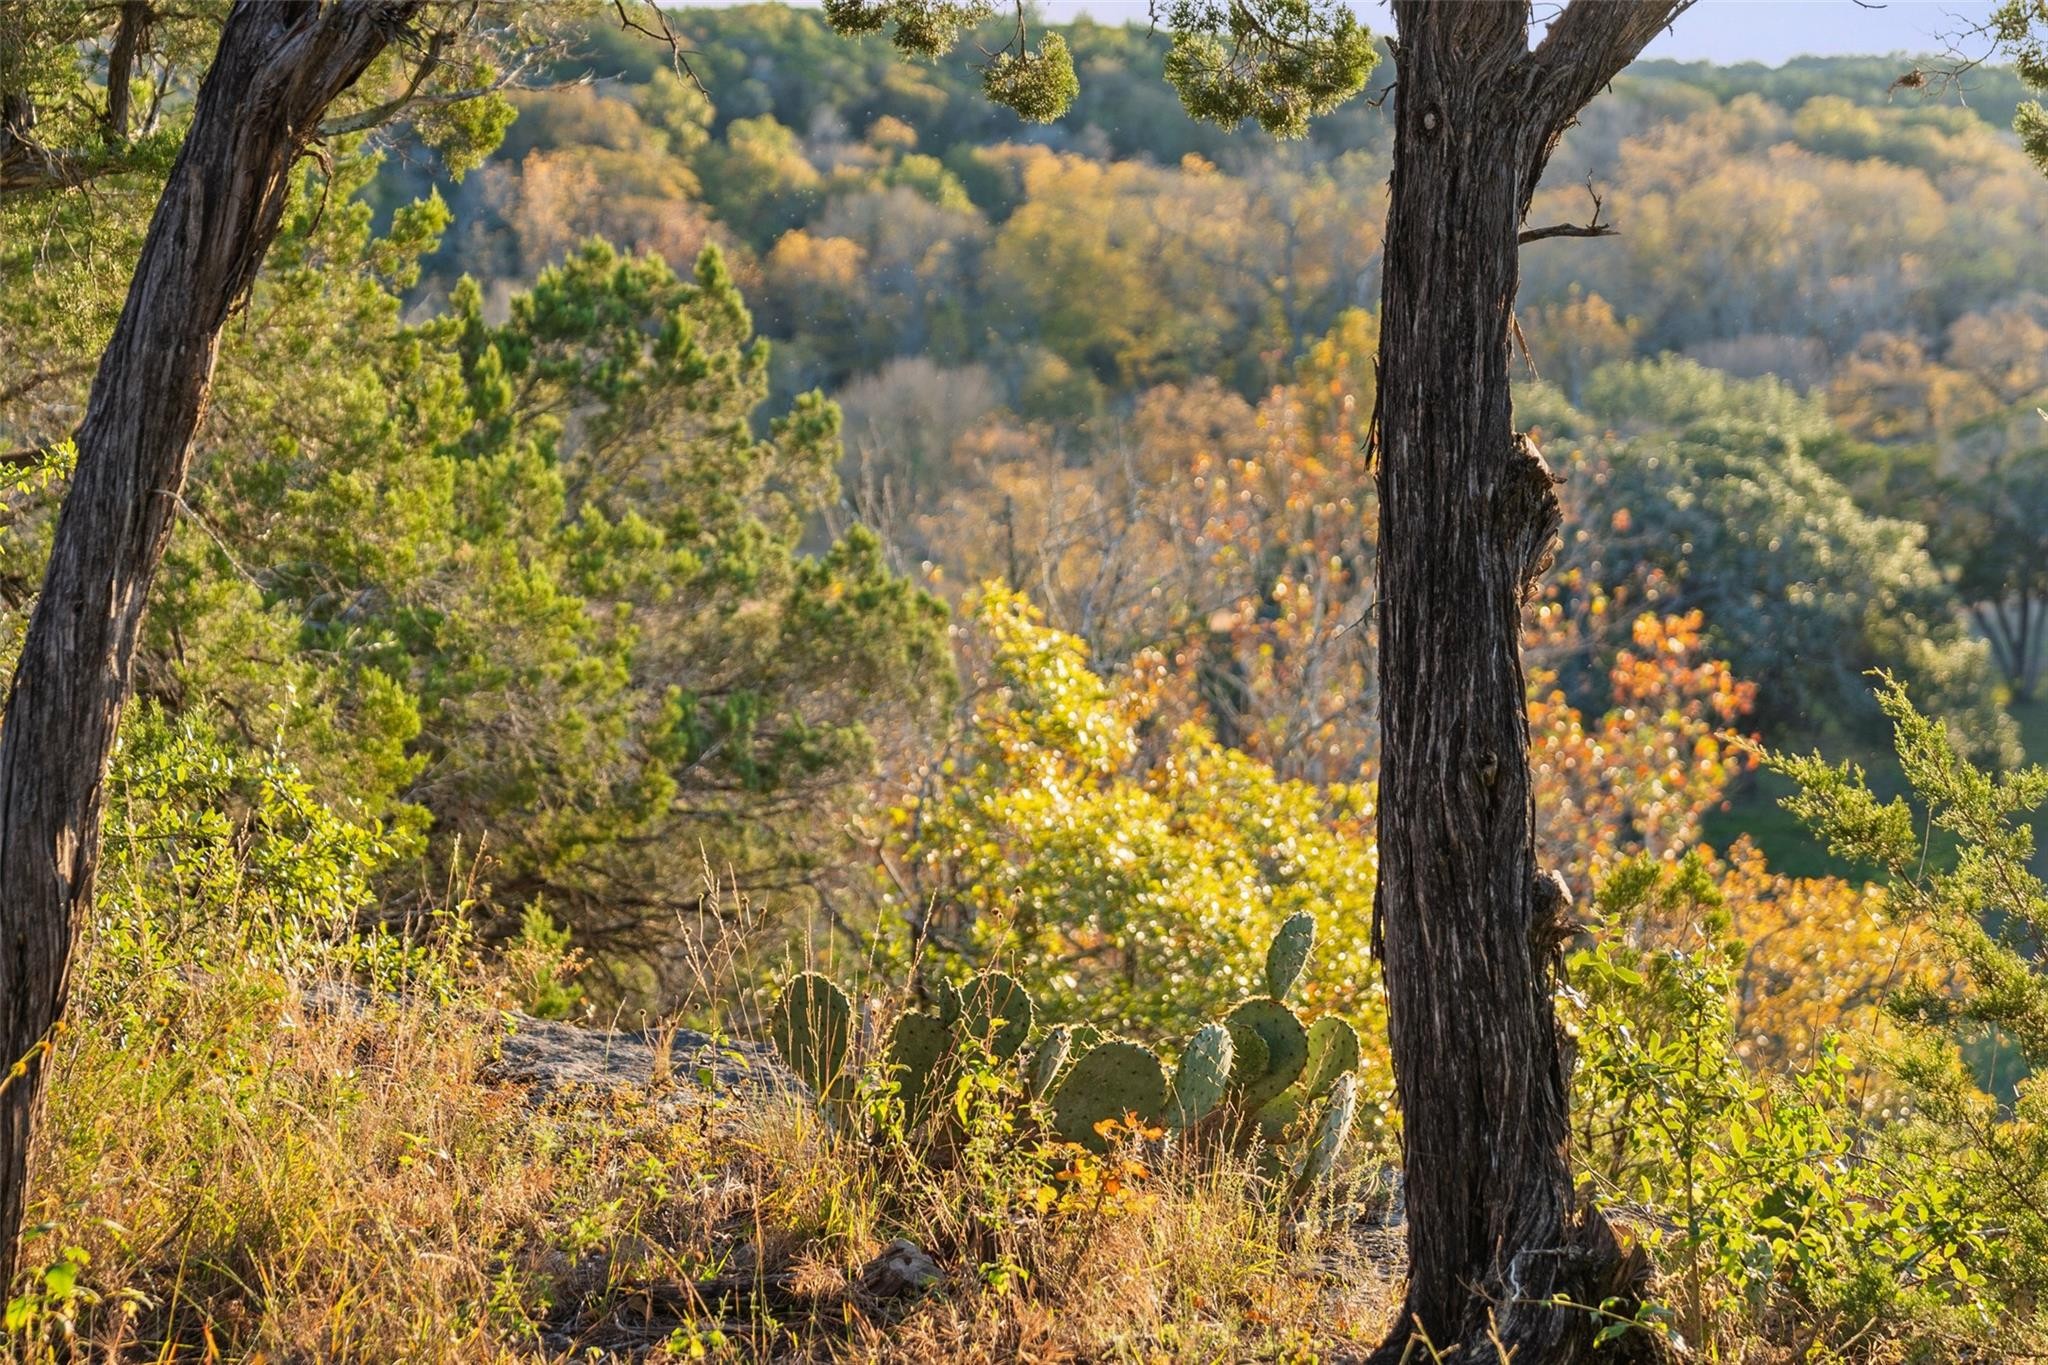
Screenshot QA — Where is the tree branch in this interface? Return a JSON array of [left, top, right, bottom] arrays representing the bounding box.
[[2, 4, 151, 197], [1529, 0, 1699, 130], [315, 25, 446, 137], [314, 22, 533, 140], [0, 90, 111, 198], [609, 0, 707, 94], [1519, 221, 1615, 244], [102, 1, 153, 144], [0, 362, 93, 409], [1520, 174, 1615, 244]]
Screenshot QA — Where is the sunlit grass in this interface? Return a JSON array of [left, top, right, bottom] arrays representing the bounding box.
[[12, 943, 1397, 1363]]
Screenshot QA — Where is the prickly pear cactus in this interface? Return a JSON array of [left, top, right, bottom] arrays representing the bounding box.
[[1301, 1015, 1361, 1100], [1166, 1022, 1234, 1132], [1027, 1024, 1074, 1098], [1063, 1022, 1106, 1058], [888, 1009, 952, 1125], [1265, 911, 1317, 1001], [1256, 1086, 1301, 1142], [1291, 1072, 1358, 1201], [1225, 996, 1308, 1111], [1051, 1039, 1167, 1150], [770, 972, 853, 1098], [929, 974, 963, 1028], [959, 971, 1034, 1061], [1250, 1014, 1360, 1152], [1231, 1021, 1269, 1087]]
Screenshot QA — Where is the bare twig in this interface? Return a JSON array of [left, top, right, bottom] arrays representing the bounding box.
[[0, 362, 92, 409], [1520, 174, 1614, 245], [609, 0, 707, 94]]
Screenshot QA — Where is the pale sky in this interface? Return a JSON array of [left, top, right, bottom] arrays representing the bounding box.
[[1033, 1, 2003, 64]]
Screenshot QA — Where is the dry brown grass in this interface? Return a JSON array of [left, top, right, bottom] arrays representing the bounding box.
[[21, 935, 2033, 1362], [11, 953, 1402, 1364]]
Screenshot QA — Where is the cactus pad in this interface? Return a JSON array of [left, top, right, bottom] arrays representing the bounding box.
[[1167, 1023, 1234, 1132], [929, 974, 963, 1028], [770, 972, 853, 1097], [1256, 1086, 1301, 1141], [1051, 1040, 1166, 1150], [1301, 1016, 1361, 1100], [1231, 1023, 1269, 1087], [1265, 910, 1317, 1001], [888, 1009, 952, 1125], [959, 970, 1034, 1060], [1226, 996, 1308, 1111], [1027, 1024, 1073, 1098], [1291, 1072, 1358, 1200]]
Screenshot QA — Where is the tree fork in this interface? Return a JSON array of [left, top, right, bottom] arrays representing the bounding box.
[[1367, 4, 1689, 1361], [0, 0, 423, 1286]]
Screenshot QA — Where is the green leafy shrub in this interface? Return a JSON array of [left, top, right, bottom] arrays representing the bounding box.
[[1568, 847, 2006, 1355], [885, 587, 1387, 1130], [1765, 675, 2048, 1324], [503, 903, 587, 1021], [88, 703, 406, 1013]]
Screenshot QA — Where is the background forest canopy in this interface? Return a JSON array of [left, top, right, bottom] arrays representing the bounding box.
[[16, 2, 2048, 1360], [4, 3, 2047, 1007]]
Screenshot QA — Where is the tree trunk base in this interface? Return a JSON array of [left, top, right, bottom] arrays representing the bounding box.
[[1366, 1206, 1679, 1365]]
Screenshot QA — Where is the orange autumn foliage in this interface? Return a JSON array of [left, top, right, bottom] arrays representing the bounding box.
[[1529, 604, 1756, 886]]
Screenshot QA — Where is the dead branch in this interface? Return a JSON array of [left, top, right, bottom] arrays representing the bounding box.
[[1520, 175, 1614, 245]]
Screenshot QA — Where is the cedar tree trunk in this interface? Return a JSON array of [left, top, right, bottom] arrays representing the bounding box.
[[0, 0, 420, 1285], [1369, 4, 1691, 1360]]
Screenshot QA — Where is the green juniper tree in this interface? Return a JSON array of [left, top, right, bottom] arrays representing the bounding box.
[[1934, 448, 2048, 704], [0, 0, 590, 1287], [1767, 678, 2048, 1309], [0, 1, 521, 458], [5, 142, 953, 976], [157, 174, 951, 967], [1988, 1, 2048, 172]]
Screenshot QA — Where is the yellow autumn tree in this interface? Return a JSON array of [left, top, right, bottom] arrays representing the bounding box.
[[883, 586, 1394, 1134]]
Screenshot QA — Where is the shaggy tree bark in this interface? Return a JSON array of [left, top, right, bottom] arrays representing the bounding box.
[[1369, 4, 1690, 1360], [0, 0, 422, 1287]]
